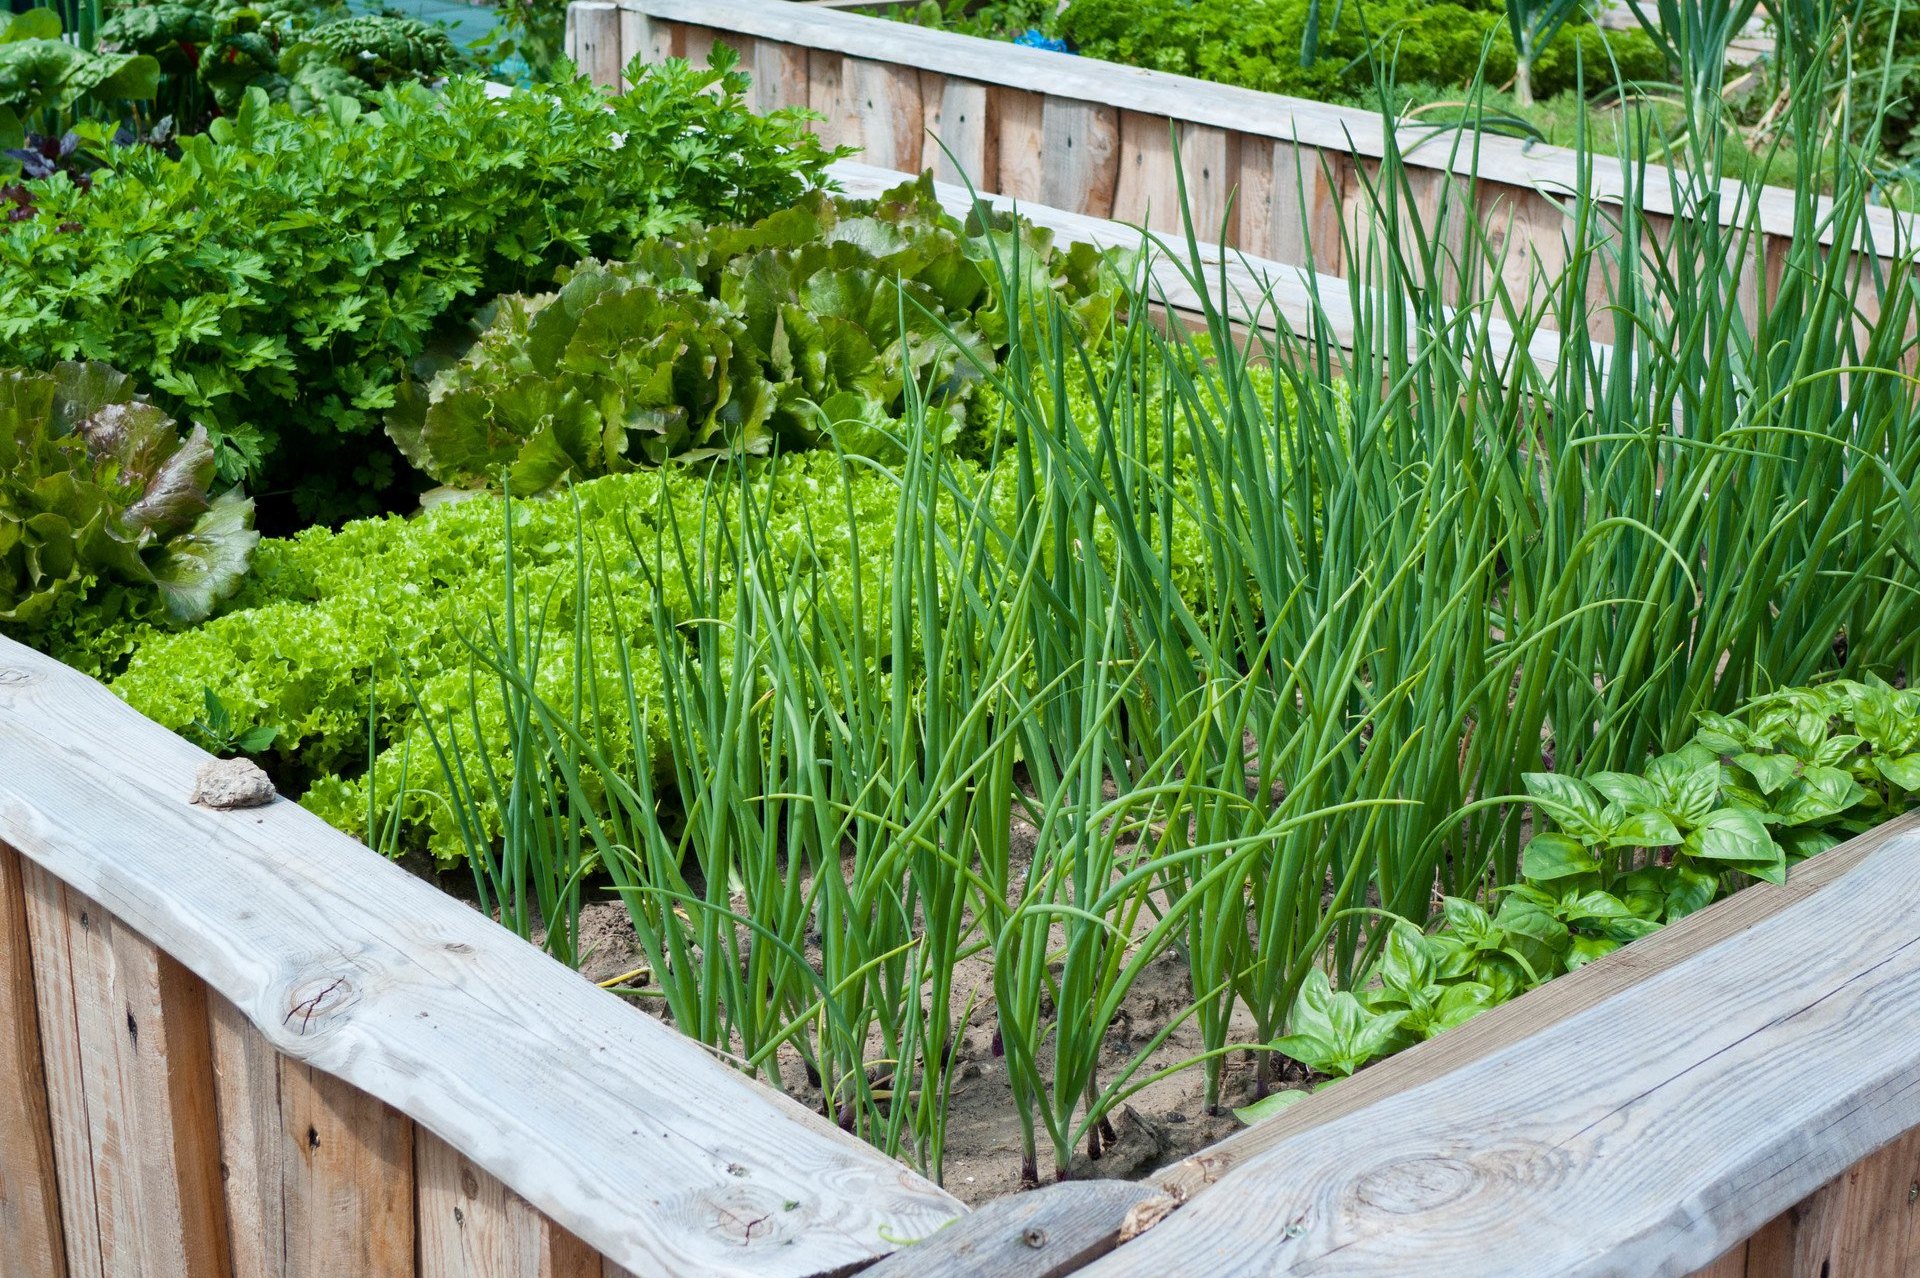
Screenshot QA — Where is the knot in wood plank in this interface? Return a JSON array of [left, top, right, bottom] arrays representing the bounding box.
[[684, 1182, 807, 1249], [281, 972, 361, 1037], [0, 667, 37, 685], [1353, 1155, 1479, 1215]]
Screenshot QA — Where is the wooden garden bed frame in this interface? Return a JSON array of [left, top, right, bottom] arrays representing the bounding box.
[[564, 0, 1911, 340], [7, 628, 1920, 1278], [6, 57, 1920, 1267]]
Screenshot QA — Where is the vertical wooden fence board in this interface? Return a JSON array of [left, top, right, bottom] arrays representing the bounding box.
[[844, 57, 924, 172], [0, 844, 64, 1277], [993, 87, 1045, 202], [1234, 142, 1276, 258], [210, 994, 289, 1278], [1743, 1175, 1848, 1278], [616, 6, 673, 76], [419, 1130, 601, 1278], [1111, 110, 1178, 233], [1176, 124, 1239, 246], [23, 863, 102, 1278], [1828, 1126, 1920, 1277], [1039, 99, 1120, 217], [807, 51, 857, 154], [1410, 168, 1472, 305], [1478, 178, 1570, 307], [565, 3, 625, 91], [929, 77, 992, 187], [679, 23, 717, 68], [748, 38, 809, 114], [279, 1060, 415, 1278], [1255, 141, 1345, 275], [21, 869, 229, 1278]]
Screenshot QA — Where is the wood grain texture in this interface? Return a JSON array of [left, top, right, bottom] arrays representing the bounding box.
[[1110, 110, 1176, 232], [679, 23, 717, 69], [748, 38, 810, 114], [807, 50, 856, 154], [418, 1131, 601, 1278], [279, 1061, 414, 1278], [1685, 1242, 1750, 1278], [1076, 819, 1920, 1277], [1176, 124, 1238, 246], [616, 5, 672, 76], [1148, 812, 1920, 1204], [0, 637, 960, 1278], [1039, 99, 1119, 216], [563, 3, 625, 90], [1742, 1175, 1847, 1278], [843, 56, 923, 170], [0, 842, 64, 1277], [210, 994, 288, 1278], [1264, 142, 1344, 274], [21, 866, 229, 1278], [603, 0, 1902, 258], [863, 1181, 1167, 1278], [993, 87, 1044, 202], [1829, 1126, 1920, 1277]]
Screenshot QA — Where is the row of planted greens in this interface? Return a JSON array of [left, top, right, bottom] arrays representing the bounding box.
[[6, 11, 1920, 1191]]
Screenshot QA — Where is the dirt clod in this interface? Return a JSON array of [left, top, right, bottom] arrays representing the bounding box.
[[190, 758, 276, 809]]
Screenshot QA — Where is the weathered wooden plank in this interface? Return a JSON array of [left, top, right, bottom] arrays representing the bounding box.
[[0, 638, 961, 1278], [993, 87, 1045, 202], [21, 866, 230, 1278], [1076, 818, 1920, 1277], [1152, 812, 1920, 1203], [1110, 110, 1177, 233], [419, 1131, 602, 1278], [1685, 1242, 1750, 1278], [1478, 177, 1570, 305], [564, 2, 625, 90], [748, 38, 810, 114], [927, 77, 991, 187], [0, 843, 64, 1277], [601, 0, 1902, 259], [843, 56, 924, 171], [864, 1181, 1167, 1278], [210, 993, 289, 1278], [23, 862, 104, 1278], [679, 23, 717, 68], [280, 1061, 414, 1278], [616, 4, 672, 75], [1828, 1126, 1920, 1277], [1410, 166, 1471, 303], [1742, 1176, 1846, 1278], [1264, 142, 1344, 274], [1177, 124, 1238, 245], [807, 50, 857, 154], [1039, 99, 1119, 218]]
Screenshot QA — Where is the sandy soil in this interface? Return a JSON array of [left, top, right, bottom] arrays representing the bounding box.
[[566, 894, 1276, 1203]]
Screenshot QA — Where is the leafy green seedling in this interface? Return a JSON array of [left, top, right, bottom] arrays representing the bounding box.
[[188, 688, 280, 758]]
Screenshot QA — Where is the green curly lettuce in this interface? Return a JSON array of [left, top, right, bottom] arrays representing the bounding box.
[[0, 363, 257, 628]]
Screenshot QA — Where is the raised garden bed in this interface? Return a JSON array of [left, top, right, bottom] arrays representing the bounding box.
[[6, 633, 1920, 1276], [566, 0, 1910, 341], [8, 6, 1920, 1273]]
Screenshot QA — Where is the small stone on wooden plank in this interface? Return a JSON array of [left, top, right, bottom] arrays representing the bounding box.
[[190, 758, 276, 810], [862, 1180, 1170, 1278]]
